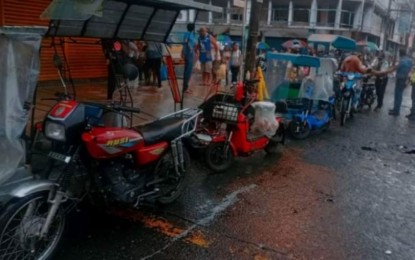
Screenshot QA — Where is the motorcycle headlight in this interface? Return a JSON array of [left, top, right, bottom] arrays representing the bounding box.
[[45, 121, 66, 141], [347, 74, 355, 80]]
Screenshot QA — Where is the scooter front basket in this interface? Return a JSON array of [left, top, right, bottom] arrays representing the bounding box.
[[210, 102, 241, 124]]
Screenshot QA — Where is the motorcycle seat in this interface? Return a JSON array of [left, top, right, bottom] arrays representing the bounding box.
[[135, 117, 186, 145]]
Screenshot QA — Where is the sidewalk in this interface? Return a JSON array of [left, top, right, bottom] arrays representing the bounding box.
[[34, 75, 217, 125]]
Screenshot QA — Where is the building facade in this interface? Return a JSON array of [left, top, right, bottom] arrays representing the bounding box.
[[174, 0, 414, 54]]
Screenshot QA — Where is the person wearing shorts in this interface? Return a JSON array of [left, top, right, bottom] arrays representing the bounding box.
[[195, 27, 219, 86]]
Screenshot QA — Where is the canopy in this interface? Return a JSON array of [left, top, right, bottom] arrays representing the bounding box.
[[357, 40, 380, 52], [0, 26, 46, 184], [266, 53, 320, 67], [308, 34, 356, 51], [44, 0, 222, 42]]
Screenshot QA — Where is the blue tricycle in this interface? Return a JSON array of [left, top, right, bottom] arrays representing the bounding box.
[[264, 53, 338, 139]]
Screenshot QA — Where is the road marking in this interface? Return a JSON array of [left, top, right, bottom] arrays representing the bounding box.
[[141, 184, 257, 260], [110, 211, 211, 248]]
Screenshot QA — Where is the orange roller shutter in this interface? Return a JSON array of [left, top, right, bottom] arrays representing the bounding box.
[[2, 0, 107, 81], [65, 38, 107, 79]]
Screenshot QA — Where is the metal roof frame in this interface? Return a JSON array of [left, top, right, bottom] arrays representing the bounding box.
[[46, 0, 222, 42]]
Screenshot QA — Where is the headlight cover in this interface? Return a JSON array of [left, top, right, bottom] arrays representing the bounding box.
[[45, 121, 66, 141]]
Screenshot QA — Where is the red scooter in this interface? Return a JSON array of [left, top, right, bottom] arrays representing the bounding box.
[[191, 80, 285, 172]]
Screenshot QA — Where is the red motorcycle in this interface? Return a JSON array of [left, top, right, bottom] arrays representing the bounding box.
[[44, 99, 201, 204], [190, 80, 285, 172]]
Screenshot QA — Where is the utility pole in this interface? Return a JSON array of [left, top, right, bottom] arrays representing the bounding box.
[[381, 0, 393, 51], [244, 0, 263, 79]]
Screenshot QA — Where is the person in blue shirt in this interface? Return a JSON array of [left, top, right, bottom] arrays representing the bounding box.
[[387, 49, 413, 116], [195, 27, 219, 86], [182, 23, 196, 94]]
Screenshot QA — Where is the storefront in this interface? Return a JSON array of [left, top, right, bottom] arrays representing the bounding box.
[[1, 0, 107, 81]]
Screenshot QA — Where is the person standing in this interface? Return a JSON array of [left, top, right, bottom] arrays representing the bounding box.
[[230, 42, 242, 83], [406, 67, 415, 120], [145, 41, 165, 88], [195, 27, 219, 86], [182, 23, 196, 94], [371, 51, 389, 111], [222, 45, 232, 85], [388, 49, 413, 116]]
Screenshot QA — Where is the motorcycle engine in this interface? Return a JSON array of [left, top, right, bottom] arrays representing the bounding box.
[[98, 156, 145, 204]]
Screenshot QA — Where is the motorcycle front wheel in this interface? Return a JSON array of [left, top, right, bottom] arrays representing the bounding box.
[[340, 98, 349, 126], [156, 149, 190, 205], [0, 192, 66, 260], [205, 142, 234, 173]]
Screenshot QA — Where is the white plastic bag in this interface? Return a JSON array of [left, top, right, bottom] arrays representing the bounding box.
[[250, 101, 279, 137]]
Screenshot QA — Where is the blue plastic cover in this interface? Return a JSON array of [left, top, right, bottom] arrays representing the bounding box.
[[266, 53, 321, 67]]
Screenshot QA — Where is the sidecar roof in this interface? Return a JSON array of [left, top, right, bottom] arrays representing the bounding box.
[[44, 0, 222, 42]]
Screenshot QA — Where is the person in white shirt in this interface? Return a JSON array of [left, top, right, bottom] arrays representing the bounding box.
[[230, 42, 242, 83], [370, 51, 390, 111]]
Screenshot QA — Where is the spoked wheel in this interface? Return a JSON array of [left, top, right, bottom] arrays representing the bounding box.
[[289, 119, 311, 140], [0, 193, 65, 260], [205, 142, 234, 173], [155, 149, 190, 205], [265, 129, 284, 154], [340, 98, 349, 126]]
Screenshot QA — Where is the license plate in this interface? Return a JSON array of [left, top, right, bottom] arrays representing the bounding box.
[[48, 151, 71, 163]]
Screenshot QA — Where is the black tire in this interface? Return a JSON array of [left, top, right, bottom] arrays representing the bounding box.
[[156, 149, 190, 205], [340, 98, 348, 126], [205, 142, 234, 173], [265, 127, 284, 154], [0, 192, 66, 260], [289, 119, 311, 140]]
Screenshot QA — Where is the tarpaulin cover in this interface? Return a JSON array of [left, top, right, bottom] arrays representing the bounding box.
[[298, 58, 337, 101], [0, 27, 45, 184]]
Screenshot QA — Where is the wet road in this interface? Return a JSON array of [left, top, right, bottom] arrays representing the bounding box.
[[45, 79, 415, 260]]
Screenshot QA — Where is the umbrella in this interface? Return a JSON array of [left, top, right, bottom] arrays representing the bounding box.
[[216, 34, 233, 45], [357, 40, 380, 51], [308, 34, 356, 51], [257, 42, 270, 50], [282, 39, 307, 49]]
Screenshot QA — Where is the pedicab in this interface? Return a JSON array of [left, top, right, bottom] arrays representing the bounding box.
[[0, 1, 222, 259], [264, 52, 337, 139]]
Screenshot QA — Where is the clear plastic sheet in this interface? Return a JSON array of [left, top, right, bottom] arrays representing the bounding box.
[[298, 58, 337, 101], [0, 27, 44, 184], [250, 102, 279, 138], [41, 0, 104, 20]]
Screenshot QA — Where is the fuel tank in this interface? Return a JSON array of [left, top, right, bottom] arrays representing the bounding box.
[[82, 127, 144, 159]]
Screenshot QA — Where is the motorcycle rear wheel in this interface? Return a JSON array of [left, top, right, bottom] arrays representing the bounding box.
[[0, 192, 66, 260], [156, 149, 190, 205], [205, 142, 234, 173], [289, 119, 311, 140]]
